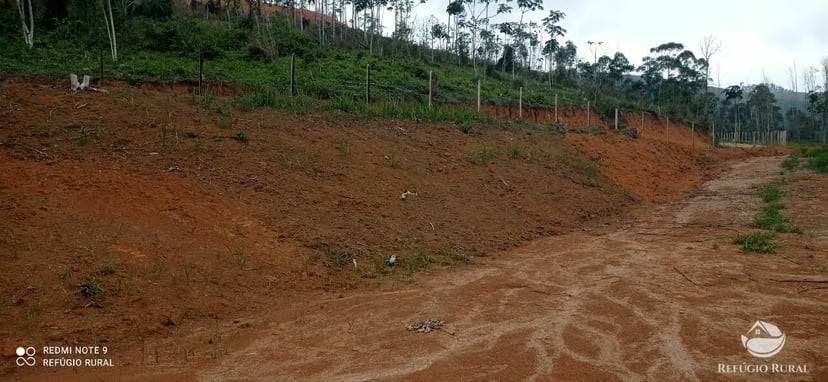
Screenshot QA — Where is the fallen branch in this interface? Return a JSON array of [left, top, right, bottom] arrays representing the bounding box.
[[674, 267, 700, 287], [4, 142, 49, 158], [797, 287, 828, 294], [770, 278, 828, 284]]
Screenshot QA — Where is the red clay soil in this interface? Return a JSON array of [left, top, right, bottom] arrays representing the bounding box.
[[564, 132, 788, 203], [480, 104, 601, 127], [0, 75, 633, 376], [0, 75, 786, 380]]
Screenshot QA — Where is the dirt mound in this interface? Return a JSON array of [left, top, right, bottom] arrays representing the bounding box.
[[565, 131, 789, 203], [0, 75, 637, 372]]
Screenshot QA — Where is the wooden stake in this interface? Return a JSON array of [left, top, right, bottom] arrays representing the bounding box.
[[518, 87, 524, 118], [290, 54, 296, 97], [554, 94, 558, 123], [614, 108, 618, 130], [586, 101, 590, 126], [198, 49, 204, 95], [641, 111, 645, 130], [477, 80, 481, 113], [428, 70, 432, 108], [99, 45, 104, 87], [365, 64, 370, 105], [712, 121, 716, 147]]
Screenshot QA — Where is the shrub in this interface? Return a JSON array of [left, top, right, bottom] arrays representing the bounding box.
[[734, 232, 777, 253]]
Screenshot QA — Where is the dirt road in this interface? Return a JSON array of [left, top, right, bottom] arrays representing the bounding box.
[[15, 157, 828, 381]]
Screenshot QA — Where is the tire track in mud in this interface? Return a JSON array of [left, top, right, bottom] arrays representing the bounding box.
[[185, 155, 826, 382]]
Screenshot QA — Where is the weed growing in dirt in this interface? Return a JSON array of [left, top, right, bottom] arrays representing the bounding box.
[[81, 277, 104, 297], [735, 232, 778, 253], [753, 203, 802, 233], [231, 132, 249, 143], [334, 140, 351, 158], [232, 249, 247, 268], [572, 158, 599, 178], [506, 145, 528, 160], [781, 152, 802, 171], [113, 279, 126, 297], [96, 264, 116, 276], [331, 96, 367, 114], [374, 252, 433, 276], [460, 121, 474, 134], [782, 148, 828, 173], [191, 89, 215, 108], [400, 253, 431, 275], [185, 131, 201, 139], [758, 180, 786, 203], [467, 143, 498, 165], [316, 247, 353, 272], [386, 152, 403, 169], [803, 148, 828, 173]]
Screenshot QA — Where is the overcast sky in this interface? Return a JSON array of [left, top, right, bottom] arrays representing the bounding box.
[[408, 0, 827, 91]]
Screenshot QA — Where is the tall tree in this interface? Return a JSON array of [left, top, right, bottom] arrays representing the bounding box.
[[14, 0, 34, 48], [100, 0, 117, 61], [541, 9, 566, 85], [746, 84, 783, 133]]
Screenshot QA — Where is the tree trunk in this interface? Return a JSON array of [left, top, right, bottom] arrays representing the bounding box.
[[100, 0, 117, 61], [16, 0, 34, 48]]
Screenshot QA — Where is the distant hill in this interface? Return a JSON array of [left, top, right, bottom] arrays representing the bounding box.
[[708, 84, 811, 113]]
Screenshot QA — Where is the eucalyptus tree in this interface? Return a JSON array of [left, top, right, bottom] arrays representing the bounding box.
[[540, 9, 566, 84], [638, 42, 707, 120], [460, 0, 511, 73], [722, 84, 744, 133], [14, 0, 34, 48], [746, 84, 783, 133]]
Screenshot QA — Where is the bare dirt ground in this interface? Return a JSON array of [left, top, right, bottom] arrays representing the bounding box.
[[10, 156, 828, 381], [1, 77, 824, 381]]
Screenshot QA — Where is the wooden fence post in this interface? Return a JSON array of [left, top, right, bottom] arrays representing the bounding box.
[[99, 46, 104, 87], [290, 54, 296, 97], [477, 80, 481, 113], [586, 101, 590, 126], [365, 64, 370, 105], [519, 87, 523, 119], [554, 94, 558, 123], [198, 49, 204, 95], [428, 70, 432, 108], [614, 108, 618, 130]]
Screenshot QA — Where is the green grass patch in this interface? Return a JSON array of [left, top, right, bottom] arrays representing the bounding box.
[[231, 132, 248, 143], [757, 180, 786, 203], [753, 202, 802, 233], [467, 143, 500, 165], [782, 148, 828, 173], [734, 232, 778, 253], [803, 148, 828, 173], [572, 158, 599, 178]]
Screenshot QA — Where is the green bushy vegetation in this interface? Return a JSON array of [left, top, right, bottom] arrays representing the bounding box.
[[781, 148, 828, 173], [734, 232, 777, 254], [2, 1, 824, 138]]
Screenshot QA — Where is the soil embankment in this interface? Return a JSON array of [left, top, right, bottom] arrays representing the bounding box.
[[0, 76, 794, 380]]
